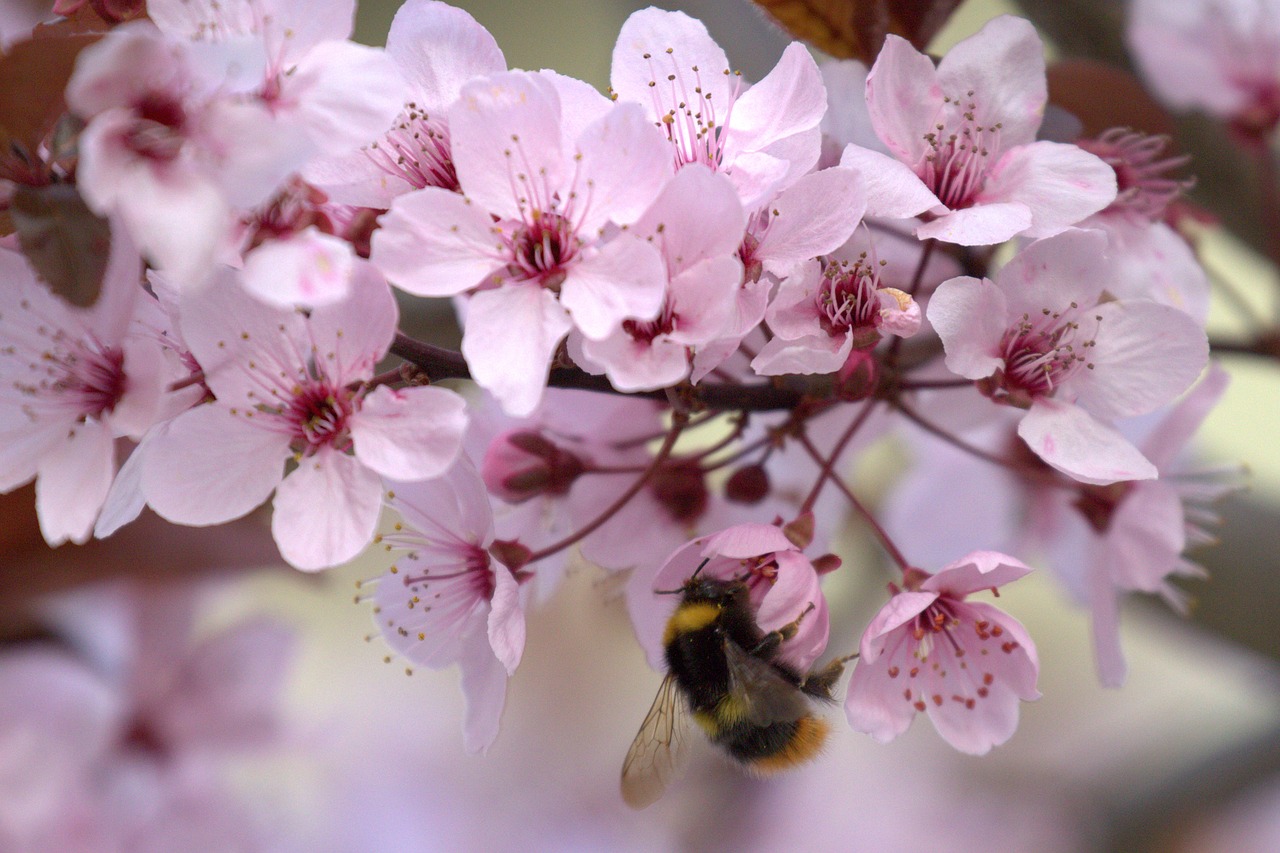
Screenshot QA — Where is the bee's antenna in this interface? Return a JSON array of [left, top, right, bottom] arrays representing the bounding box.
[[655, 558, 711, 595]]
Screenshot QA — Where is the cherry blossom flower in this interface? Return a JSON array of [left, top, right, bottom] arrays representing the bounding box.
[[372, 70, 672, 415], [841, 15, 1116, 245], [0, 582, 296, 851], [1046, 364, 1240, 686], [629, 522, 832, 673], [65, 23, 301, 287], [0, 229, 174, 546], [927, 228, 1208, 484], [304, 0, 507, 206], [751, 251, 920, 376], [573, 164, 745, 391], [147, 0, 407, 159], [1075, 129, 1209, 322], [845, 552, 1040, 754], [368, 458, 526, 754], [610, 7, 828, 208], [141, 263, 467, 570], [1128, 0, 1280, 137]]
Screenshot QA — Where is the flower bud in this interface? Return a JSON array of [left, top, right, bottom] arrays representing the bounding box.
[[834, 348, 878, 401], [725, 463, 770, 504], [481, 429, 586, 504]]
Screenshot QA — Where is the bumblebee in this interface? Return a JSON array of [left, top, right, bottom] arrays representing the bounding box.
[[620, 573, 851, 808]]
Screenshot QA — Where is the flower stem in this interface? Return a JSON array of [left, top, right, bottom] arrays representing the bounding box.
[[796, 431, 912, 573], [523, 413, 689, 563], [799, 400, 879, 514]]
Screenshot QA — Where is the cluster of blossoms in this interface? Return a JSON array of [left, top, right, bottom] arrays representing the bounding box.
[[0, 0, 1239, 777]]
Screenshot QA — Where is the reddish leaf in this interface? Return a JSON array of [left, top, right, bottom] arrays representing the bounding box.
[[751, 0, 963, 62], [1047, 59, 1177, 139], [0, 32, 98, 154], [10, 183, 111, 308]]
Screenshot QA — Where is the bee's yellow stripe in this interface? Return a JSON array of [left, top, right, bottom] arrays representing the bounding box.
[[662, 601, 720, 647]]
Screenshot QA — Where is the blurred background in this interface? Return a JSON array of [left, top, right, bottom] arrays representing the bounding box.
[[5, 0, 1280, 850]]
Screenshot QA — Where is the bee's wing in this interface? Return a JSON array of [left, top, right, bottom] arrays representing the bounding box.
[[723, 640, 812, 726], [620, 673, 691, 809]]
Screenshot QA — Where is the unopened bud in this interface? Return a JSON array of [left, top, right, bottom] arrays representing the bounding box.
[[835, 348, 878, 401], [812, 553, 842, 575], [482, 429, 585, 504], [725, 463, 770, 504], [649, 460, 709, 524]]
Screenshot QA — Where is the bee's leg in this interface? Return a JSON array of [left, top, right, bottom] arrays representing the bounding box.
[[801, 652, 859, 698], [749, 602, 816, 657]]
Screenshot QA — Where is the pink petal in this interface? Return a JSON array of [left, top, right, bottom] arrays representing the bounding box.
[[923, 602, 1038, 754], [914, 203, 1033, 245], [611, 8, 730, 112], [305, 260, 399, 382], [980, 141, 1117, 238], [573, 102, 674, 233], [865, 34, 943, 164], [284, 41, 408, 155], [36, 419, 114, 546], [372, 187, 504, 297], [1088, 561, 1127, 688], [462, 285, 573, 417], [451, 72, 565, 222], [1071, 300, 1208, 421], [352, 385, 467, 480], [1104, 220, 1211, 323], [729, 42, 827, 158], [1141, 364, 1230, 470], [94, 432, 149, 538], [241, 228, 355, 308], [1018, 398, 1157, 485], [750, 333, 850, 376], [935, 15, 1046, 148], [486, 562, 525, 675], [755, 551, 829, 670], [843, 631, 919, 743], [859, 591, 938, 662], [996, 229, 1111, 318], [385, 0, 505, 107], [633, 164, 744, 269], [144, 405, 288, 525], [928, 276, 1007, 379], [271, 448, 382, 570], [702, 523, 796, 559], [559, 236, 667, 340], [458, 621, 509, 754], [924, 550, 1033, 598], [755, 166, 867, 268], [578, 331, 692, 392], [819, 59, 882, 162]]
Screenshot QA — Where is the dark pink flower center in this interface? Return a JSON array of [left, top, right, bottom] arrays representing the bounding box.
[[508, 211, 579, 289], [401, 543, 497, 602], [622, 299, 676, 343], [1077, 128, 1192, 222], [816, 256, 886, 348], [125, 92, 187, 162], [984, 304, 1099, 408], [917, 91, 1003, 209], [283, 379, 356, 454], [364, 104, 460, 193]]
